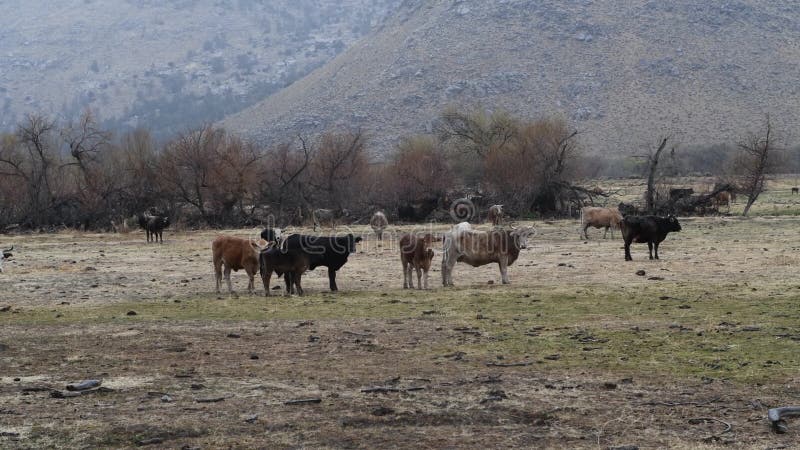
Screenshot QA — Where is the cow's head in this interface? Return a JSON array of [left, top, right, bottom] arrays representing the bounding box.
[[667, 215, 682, 232], [510, 227, 536, 249], [260, 227, 282, 246], [0, 246, 13, 273]]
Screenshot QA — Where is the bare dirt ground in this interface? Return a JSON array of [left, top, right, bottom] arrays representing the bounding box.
[[2, 184, 800, 448]]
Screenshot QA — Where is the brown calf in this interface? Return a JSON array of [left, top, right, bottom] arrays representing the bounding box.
[[212, 236, 267, 295], [487, 205, 504, 226], [400, 233, 435, 289], [580, 206, 623, 239]]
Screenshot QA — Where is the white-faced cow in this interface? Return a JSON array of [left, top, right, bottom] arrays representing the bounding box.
[[399, 233, 434, 289], [580, 206, 623, 239], [441, 223, 534, 286], [0, 246, 13, 273], [620, 215, 682, 261], [370, 211, 389, 240]]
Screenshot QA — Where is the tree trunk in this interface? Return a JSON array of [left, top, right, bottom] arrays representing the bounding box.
[[646, 138, 668, 213]]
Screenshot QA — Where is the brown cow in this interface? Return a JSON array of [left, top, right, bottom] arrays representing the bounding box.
[[400, 233, 435, 289], [370, 211, 389, 240], [260, 246, 310, 296], [580, 206, 623, 239], [441, 223, 534, 286], [487, 205, 504, 226], [212, 236, 270, 295], [712, 191, 732, 209]]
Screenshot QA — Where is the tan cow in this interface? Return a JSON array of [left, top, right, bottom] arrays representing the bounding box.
[[441, 223, 534, 286], [400, 233, 435, 289], [370, 211, 389, 240], [712, 191, 732, 209], [212, 236, 270, 295], [580, 206, 623, 239], [487, 205, 504, 226]]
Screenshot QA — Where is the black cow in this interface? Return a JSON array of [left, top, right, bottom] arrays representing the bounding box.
[[620, 215, 681, 261], [138, 213, 170, 243], [259, 246, 310, 296], [278, 233, 362, 291]]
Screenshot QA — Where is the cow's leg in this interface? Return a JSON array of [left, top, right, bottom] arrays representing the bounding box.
[[214, 260, 222, 293], [423, 268, 429, 290], [582, 224, 590, 240], [224, 265, 234, 295], [145, 229, 150, 243], [499, 256, 510, 284], [603, 226, 609, 239], [247, 269, 255, 294], [328, 267, 338, 291], [647, 242, 654, 260], [407, 264, 414, 289], [294, 273, 304, 296], [624, 239, 633, 261], [284, 272, 293, 296], [402, 261, 410, 289], [262, 269, 272, 297], [654, 242, 660, 260], [415, 266, 422, 290], [159, 230, 164, 243]]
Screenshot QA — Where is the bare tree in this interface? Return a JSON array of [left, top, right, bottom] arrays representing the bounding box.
[[737, 115, 778, 216], [644, 137, 669, 213], [308, 130, 369, 211]]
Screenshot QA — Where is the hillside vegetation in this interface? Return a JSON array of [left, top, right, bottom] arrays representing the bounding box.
[[222, 0, 800, 155]]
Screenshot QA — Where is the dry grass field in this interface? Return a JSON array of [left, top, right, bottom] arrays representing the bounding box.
[[2, 178, 800, 449]]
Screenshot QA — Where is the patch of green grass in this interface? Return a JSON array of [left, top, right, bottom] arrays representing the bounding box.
[[5, 281, 799, 383]]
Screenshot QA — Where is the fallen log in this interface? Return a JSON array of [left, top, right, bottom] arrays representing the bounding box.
[[486, 362, 532, 367], [284, 398, 322, 405], [66, 379, 102, 391]]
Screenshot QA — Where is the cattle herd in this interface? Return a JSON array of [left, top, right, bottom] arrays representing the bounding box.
[[200, 204, 682, 297], [0, 205, 683, 295]]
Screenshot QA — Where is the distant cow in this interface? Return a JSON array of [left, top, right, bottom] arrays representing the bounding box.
[[792, 187, 798, 195], [487, 205, 504, 226], [620, 215, 682, 261], [280, 233, 362, 291], [442, 223, 534, 286], [712, 191, 732, 209], [669, 188, 694, 202], [580, 206, 623, 239], [138, 212, 170, 243], [260, 246, 310, 296], [370, 211, 389, 240], [400, 233, 435, 289], [312, 208, 350, 231], [0, 246, 13, 273], [212, 236, 269, 295]]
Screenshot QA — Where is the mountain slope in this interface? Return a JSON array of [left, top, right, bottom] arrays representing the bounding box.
[[221, 0, 800, 155], [0, 0, 403, 136]]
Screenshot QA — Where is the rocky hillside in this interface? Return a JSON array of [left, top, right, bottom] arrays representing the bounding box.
[[222, 0, 800, 156], [0, 0, 402, 137]]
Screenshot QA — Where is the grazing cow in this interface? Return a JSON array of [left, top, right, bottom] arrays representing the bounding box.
[[400, 233, 435, 289], [620, 215, 681, 261], [487, 205, 504, 226], [0, 246, 13, 273], [280, 233, 362, 291], [370, 211, 389, 240], [260, 247, 310, 296], [212, 236, 269, 295], [712, 191, 732, 209], [792, 187, 799, 195], [312, 208, 350, 231], [669, 188, 694, 202], [580, 206, 623, 239], [441, 223, 534, 286], [138, 212, 170, 243]]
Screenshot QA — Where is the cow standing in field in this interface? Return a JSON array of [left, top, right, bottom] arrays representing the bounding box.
[[279, 233, 362, 291], [260, 246, 310, 296], [712, 191, 732, 209], [442, 223, 534, 286], [312, 208, 350, 231], [212, 236, 271, 295], [580, 206, 623, 239], [0, 246, 13, 273], [138, 212, 170, 243], [400, 233, 434, 289], [487, 205, 504, 226], [370, 211, 388, 240], [620, 215, 681, 261]]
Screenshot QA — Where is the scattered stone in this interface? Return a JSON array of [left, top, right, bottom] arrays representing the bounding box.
[[66, 379, 102, 391], [284, 398, 321, 405], [0, 306, 11, 312], [296, 321, 314, 327], [602, 382, 618, 390], [249, 354, 259, 360], [371, 406, 395, 416], [136, 437, 164, 446], [244, 414, 258, 423], [126, 310, 137, 316], [84, 267, 96, 271], [635, 270, 646, 276], [308, 335, 320, 342], [160, 395, 173, 403], [544, 354, 561, 361], [487, 280, 494, 285], [741, 325, 761, 332], [648, 276, 664, 281], [226, 333, 241, 338], [190, 384, 205, 390]]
